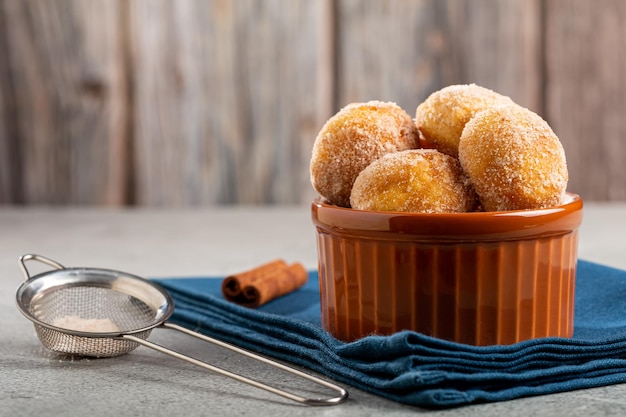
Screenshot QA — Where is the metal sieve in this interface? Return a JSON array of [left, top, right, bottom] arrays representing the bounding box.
[[15, 254, 348, 406]]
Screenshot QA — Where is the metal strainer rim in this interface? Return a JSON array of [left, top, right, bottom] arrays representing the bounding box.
[[15, 266, 175, 338]]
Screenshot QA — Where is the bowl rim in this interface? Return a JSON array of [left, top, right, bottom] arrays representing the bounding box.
[[312, 192, 583, 241], [314, 192, 580, 217]]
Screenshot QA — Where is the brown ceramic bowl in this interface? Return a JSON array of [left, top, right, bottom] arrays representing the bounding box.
[[311, 192, 583, 346]]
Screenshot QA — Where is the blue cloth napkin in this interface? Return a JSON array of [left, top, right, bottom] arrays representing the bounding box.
[[155, 260, 626, 408]]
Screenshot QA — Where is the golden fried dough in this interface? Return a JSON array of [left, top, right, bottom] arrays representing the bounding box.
[[350, 149, 476, 213], [458, 105, 568, 211], [310, 101, 419, 207], [415, 84, 514, 157]]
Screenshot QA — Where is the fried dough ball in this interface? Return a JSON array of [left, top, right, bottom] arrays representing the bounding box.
[[310, 101, 419, 207], [415, 84, 515, 157], [458, 105, 568, 211], [350, 149, 477, 213]]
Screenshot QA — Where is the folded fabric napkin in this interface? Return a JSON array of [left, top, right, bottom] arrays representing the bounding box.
[[155, 260, 626, 408]]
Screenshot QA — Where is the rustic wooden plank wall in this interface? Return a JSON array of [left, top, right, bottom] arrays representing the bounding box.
[[0, 0, 624, 206], [0, 0, 130, 205], [545, 0, 626, 201]]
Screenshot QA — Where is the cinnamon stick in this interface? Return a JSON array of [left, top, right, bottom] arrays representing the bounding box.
[[221, 260, 307, 308]]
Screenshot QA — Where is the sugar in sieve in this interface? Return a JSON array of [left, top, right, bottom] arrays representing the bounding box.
[[15, 254, 348, 406]]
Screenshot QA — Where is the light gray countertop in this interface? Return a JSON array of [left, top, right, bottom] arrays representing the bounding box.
[[2, 203, 626, 416]]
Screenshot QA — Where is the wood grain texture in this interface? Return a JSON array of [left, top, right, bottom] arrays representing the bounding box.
[[441, 0, 542, 111], [544, 0, 626, 201], [334, 0, 541, 117], [0, 0, 625, 205], [130, 0, 331, 205], [0, 0, 130, 205], [0, 3, 18, 204]]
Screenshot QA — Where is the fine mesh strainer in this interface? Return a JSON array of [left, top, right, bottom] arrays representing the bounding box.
[[15, 254, 348, 406]]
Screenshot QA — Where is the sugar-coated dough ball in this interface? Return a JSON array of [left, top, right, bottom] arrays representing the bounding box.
[[458, 105, 568, 211], [415, 84, 515, 157], [310, 101, 419, 207], [350, 149, 477, 213]]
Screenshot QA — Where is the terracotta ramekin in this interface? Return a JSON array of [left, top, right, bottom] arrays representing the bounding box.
[[311, 192, 583, 346]]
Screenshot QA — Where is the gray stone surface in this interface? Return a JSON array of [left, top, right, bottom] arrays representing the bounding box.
[[2, 204, 626, 416]]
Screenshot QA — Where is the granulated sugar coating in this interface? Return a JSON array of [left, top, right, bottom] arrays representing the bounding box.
[[52, 315, 120, 333], [458, 105, 568, 211], [350, 149, 477, 213], [415, 84, 514, 157], [310, 101, 419, 207]]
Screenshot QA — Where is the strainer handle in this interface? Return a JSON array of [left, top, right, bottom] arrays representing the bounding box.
[[19, 254, 65, 280], [121, 322, 348, 406]]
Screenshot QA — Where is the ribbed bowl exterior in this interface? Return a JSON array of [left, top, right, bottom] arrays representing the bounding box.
[[312, 193, 583, 345]]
